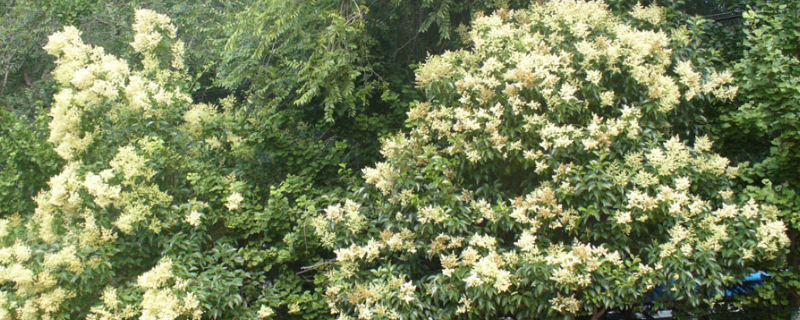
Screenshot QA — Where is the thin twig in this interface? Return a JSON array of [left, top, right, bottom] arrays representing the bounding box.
[[93, 16, 111, 25], [352, 0, 362, 18], [394, 32, 419, 57], [297, 258, 338, 275], [1, 58, 11, 95]]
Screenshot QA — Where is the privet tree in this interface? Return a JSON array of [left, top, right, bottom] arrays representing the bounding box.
[[0, 10, 203, 319], [0, 10, 327, 319], [314, 1, 789, 319]]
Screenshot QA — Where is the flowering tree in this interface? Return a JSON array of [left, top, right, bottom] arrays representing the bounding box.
[[0, 10, 328, 319], [314, 1, 789, 319]]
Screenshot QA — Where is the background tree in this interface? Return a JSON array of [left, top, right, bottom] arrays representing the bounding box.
[[713, 0, 800, 317]]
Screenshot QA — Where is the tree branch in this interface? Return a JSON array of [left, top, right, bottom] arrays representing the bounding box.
[[297, 258, 337, 275], [591, 306, 608, 320]]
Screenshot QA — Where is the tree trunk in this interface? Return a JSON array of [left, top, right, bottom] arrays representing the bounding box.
[[591, 306, 608, 320]]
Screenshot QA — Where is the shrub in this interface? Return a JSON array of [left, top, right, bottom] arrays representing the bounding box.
[[314, 1, 788, 319], [0, 10, 330, 319]]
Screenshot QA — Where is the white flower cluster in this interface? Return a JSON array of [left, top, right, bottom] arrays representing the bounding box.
[[631, 2, 664, 25], [44, 26, 132, 160], [86, 259, 202, 320], [0, 242, 77, 319], [362, 162, 396, 195], [131, 9, 184, 74]]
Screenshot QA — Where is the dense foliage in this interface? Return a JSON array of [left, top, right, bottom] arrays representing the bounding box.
[[0, 110, 63, 218], [712, 0, 800, 315], [315, 1, 787, 319], [0, 0, 798, 319]]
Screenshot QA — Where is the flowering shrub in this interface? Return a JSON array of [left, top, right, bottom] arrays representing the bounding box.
[[314, 1, 789, 319], [0, 10, 202, 318], [0, 10, 331, 319]]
